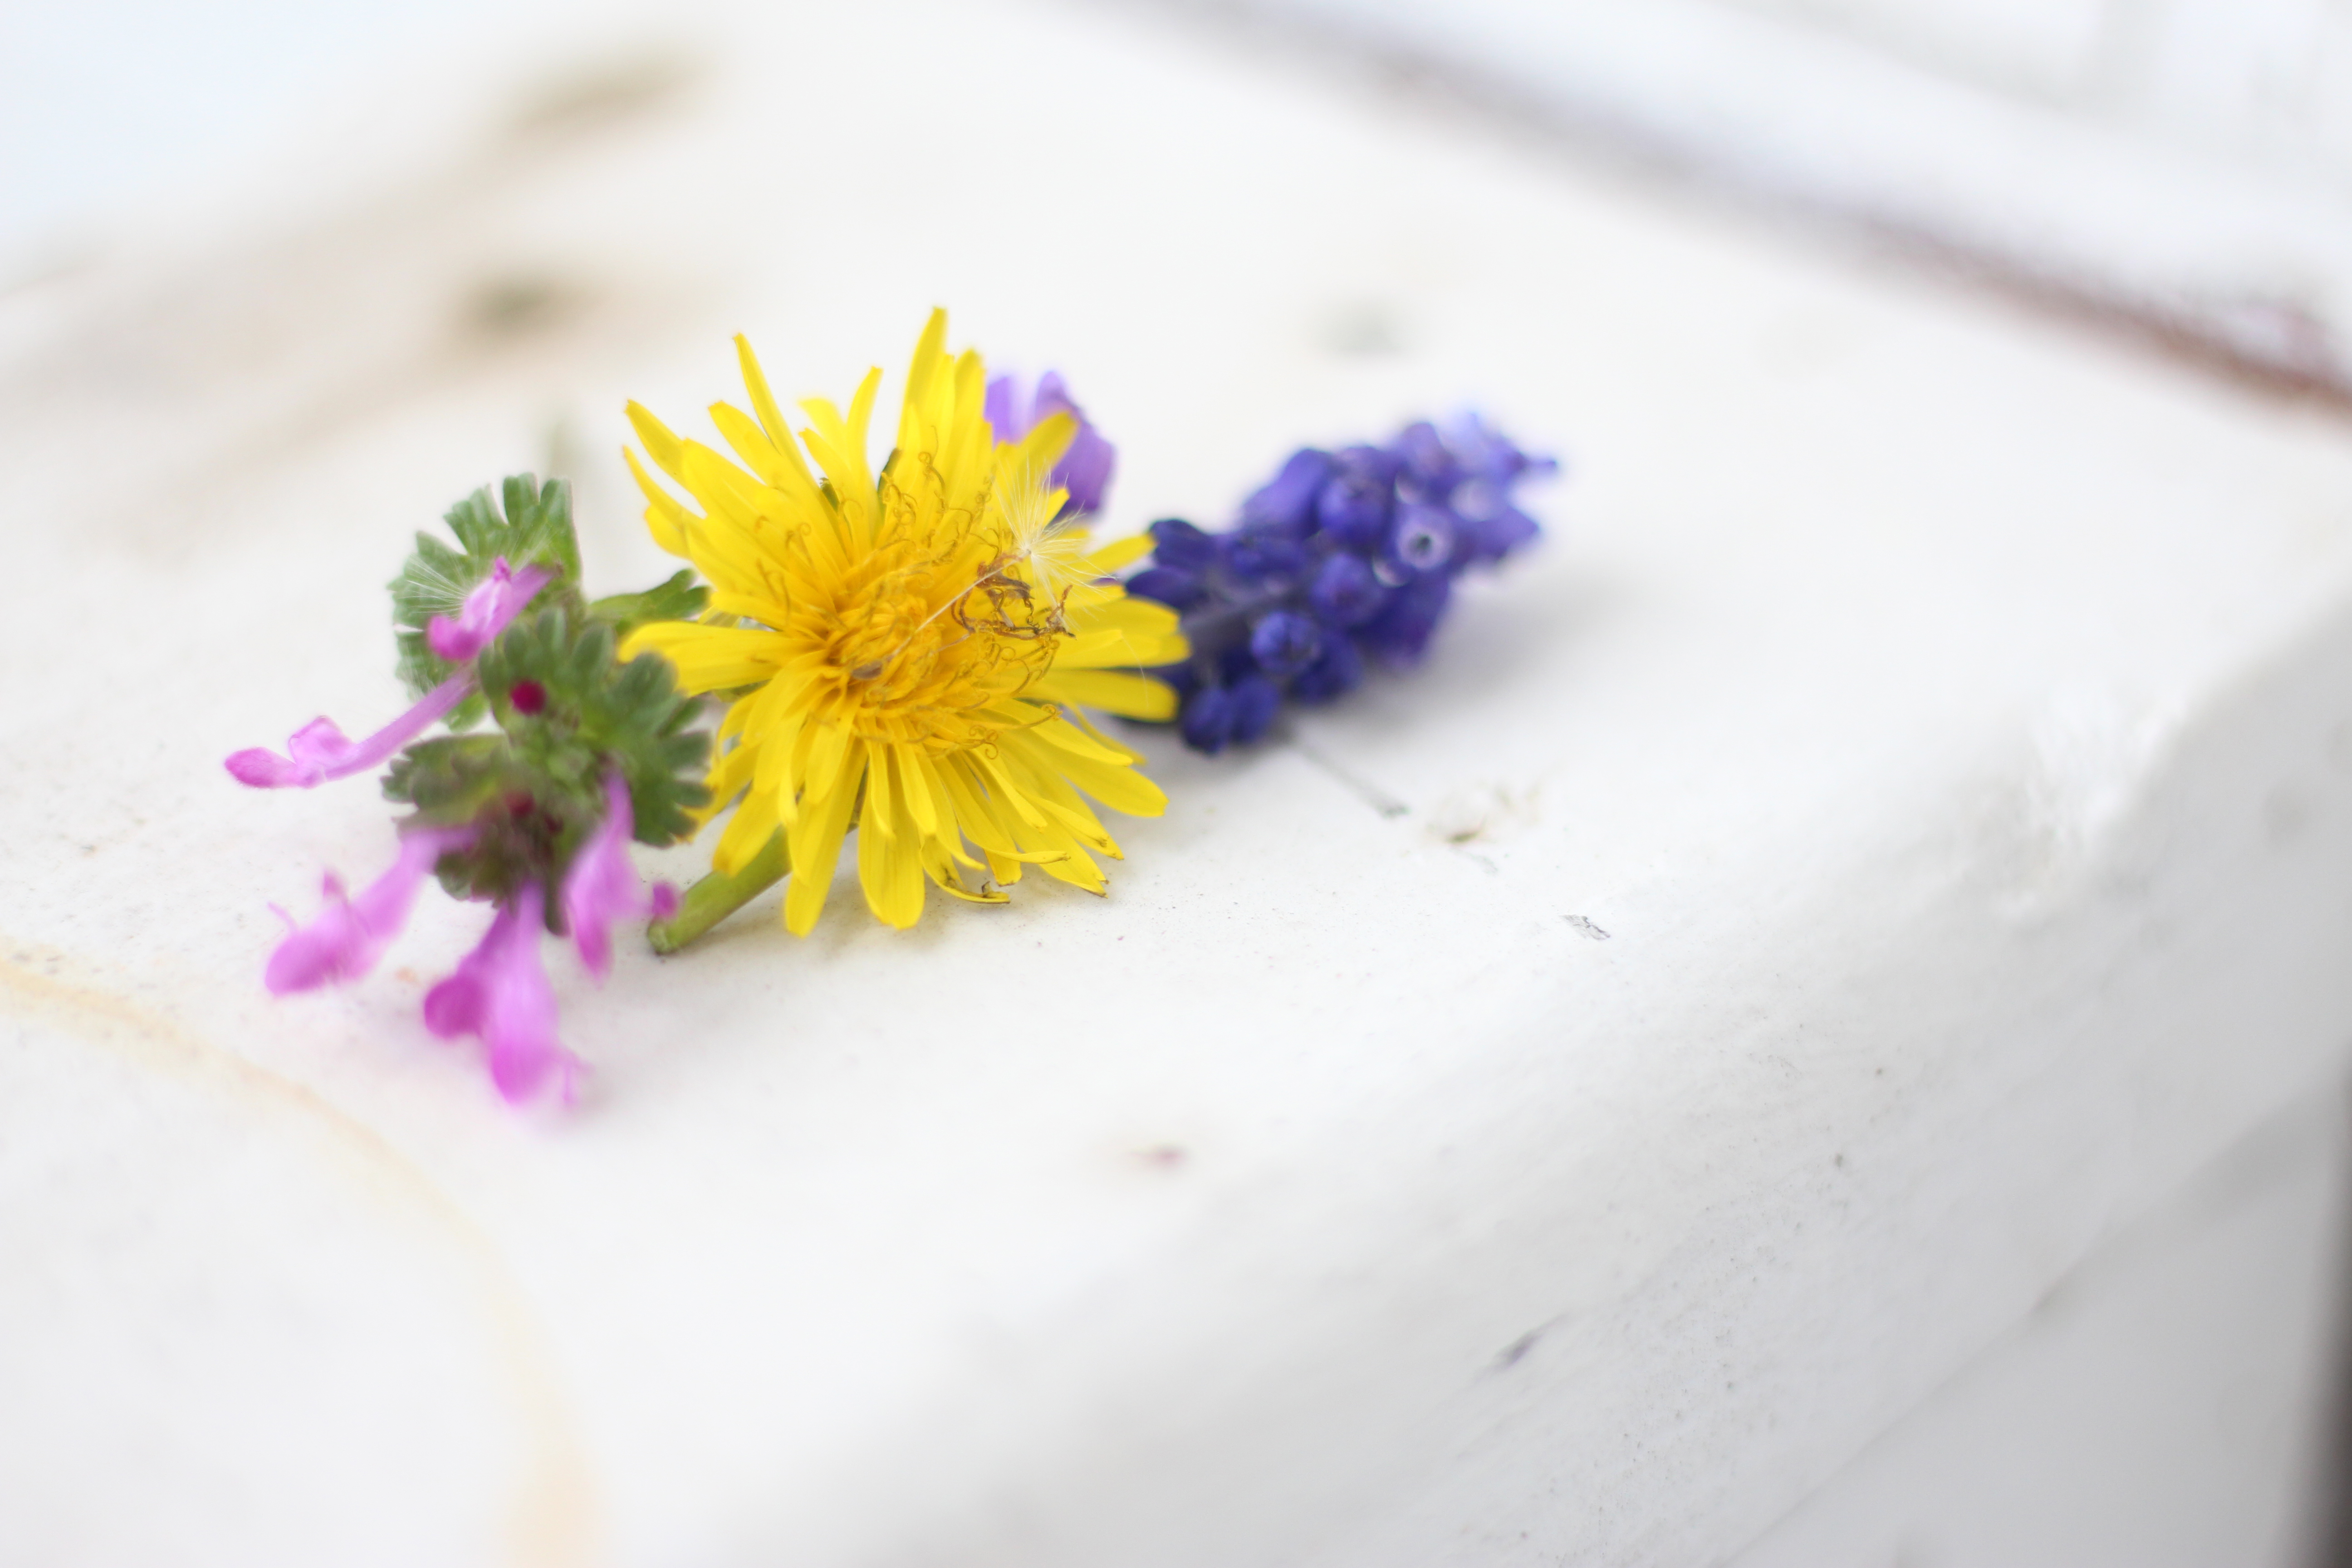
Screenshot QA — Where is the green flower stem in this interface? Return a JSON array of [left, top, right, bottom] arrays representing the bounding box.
[[647, 831, 788, 954]]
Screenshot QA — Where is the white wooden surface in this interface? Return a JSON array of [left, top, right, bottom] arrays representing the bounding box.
[[1730, 1094, 2351, 1568], [6, 1, 2352, 1563], [1226, 0, 2352, 387]]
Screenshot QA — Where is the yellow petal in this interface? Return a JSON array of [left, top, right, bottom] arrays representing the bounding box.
[[893, 743, 940, 838], [627, 400, 687, 483], [897, 308, 951, 455], [1059, 619, 1186, 670], [1083, 533, 1155, 573], [784, 745, 865, 936], [858, 770, 926, 928], [1010, 409, 1076, 476], [713, 784, 780, 876], [863, 734, 900, 840], [1037, 741, 1168, 818], [624, 447, 697, 557], [937, 755, 1019, 859], [709, 401, 796, 491], [1026, 714, 1137, 769], [704, 734, 761, 806], [1033, 668, 1180, 720], [1038, 839, 1107, 895], [735, 335, 818, 485], [621, 623, 787, 693], [799, 370, 881, 511]]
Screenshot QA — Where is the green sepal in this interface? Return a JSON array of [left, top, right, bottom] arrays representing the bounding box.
[[384, 605, 710, 919], [588, 569, 709, 638], [383, 735, 580, 916], [390, 475, 587, 730]]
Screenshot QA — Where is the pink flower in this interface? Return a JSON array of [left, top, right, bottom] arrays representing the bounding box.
[[423, 885, 581, 1105], [427, 557, 555, 661], [225, 676, 469, 789], [561, 772, 679, 979], [265, 825, 475, 993], [226, 556, 551, 790]]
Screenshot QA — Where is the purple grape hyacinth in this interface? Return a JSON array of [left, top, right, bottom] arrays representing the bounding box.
[[1126, 413, 1556, 752]]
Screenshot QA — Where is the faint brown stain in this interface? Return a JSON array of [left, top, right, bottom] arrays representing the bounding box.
[[0, 944, 602, 1568], [504, 51, 699, 142]]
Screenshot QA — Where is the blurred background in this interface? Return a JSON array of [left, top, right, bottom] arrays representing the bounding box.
[[10, 1, 2352, 1564], [15, 0, 2352, 390]]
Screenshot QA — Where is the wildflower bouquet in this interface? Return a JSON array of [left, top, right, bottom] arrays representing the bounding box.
[[229, 311, 1554, 1105]]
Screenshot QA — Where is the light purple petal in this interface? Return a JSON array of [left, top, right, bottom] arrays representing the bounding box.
[[1029, 371, 1074, 424], [984, 373, 1029, 441], [427, 557, 556, 661], [226, 674, 470, 789], [996, 369, 1116, 515], [560, 772, 678, 979], [264, 825, 473, 994], [424, 884, 580, 1105]]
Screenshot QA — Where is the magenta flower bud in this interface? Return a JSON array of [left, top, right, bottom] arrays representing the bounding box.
[[225, 674, 470, 789], [423, 884, 581, 1105], [263, 824, 475, 994], [426, 557, 555, 661], [561, 772, 680, 980]]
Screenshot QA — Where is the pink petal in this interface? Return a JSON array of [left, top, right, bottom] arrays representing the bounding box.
[[424, 885, 581, 1105], [264, 826, 473, 994], [560, 771, 674, 980], [226, 675, 470, 789], [427, 558, 556, 662]]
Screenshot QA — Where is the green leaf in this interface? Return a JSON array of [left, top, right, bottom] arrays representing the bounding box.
[[588, 569, 710, 637], [386, 606, 711, 915], [389, 474, 587, 725]]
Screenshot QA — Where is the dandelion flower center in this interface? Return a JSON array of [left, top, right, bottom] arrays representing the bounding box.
[[795, 471, 1073, 752]]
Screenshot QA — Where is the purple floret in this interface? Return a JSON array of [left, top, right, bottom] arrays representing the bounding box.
[[1289, 632, 1362, 705], [424, 884, 581, 1106], [1248, 610, 1323, 678], [1126, 565, 1205, 612], [1240, 449, 1333, 537], [561, 772, 680, 980], [427, 558, 555, 661], [1147, 517, 1217, 573], [265, 825, 475, 994], [226, 678, 470, 789], [1179, 685, 1235, 754], [227, 553, 550, 789], [1308, 553, 1386, 628]]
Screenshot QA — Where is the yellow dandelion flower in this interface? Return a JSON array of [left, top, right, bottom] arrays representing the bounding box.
[[619, 311, 1187, 936]]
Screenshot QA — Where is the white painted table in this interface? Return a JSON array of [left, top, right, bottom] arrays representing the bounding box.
[[6, 3, 2352, 1563]]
